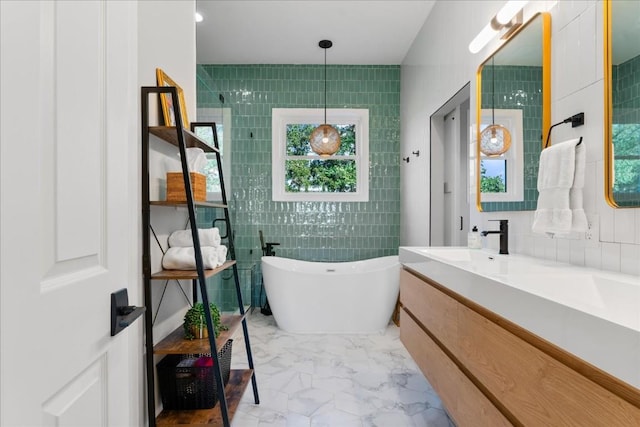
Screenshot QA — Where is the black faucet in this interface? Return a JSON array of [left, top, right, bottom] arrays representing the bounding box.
[[481, 219, 509, 254], [259, 230, 280, 256], [264, 242, 280, 257]]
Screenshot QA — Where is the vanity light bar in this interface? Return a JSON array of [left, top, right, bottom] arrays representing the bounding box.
[[469, 23, 498, 54], [468, 0, 529, 53], [496, 0, 529, 25]]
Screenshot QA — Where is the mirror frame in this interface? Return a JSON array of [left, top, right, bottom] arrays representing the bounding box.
[[604, 0, 614, 207], [603, 0, 639, 208], [475, 12, 551, 212]]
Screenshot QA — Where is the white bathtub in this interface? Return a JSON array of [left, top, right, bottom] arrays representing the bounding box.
[[261, 255, 400, 334]]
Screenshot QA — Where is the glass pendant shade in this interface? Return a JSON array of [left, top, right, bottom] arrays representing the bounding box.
[[310, 124, 341, 157], [480, 124, 511, 156], [310, 39, 340, 157], [480, 57, 511, 157]]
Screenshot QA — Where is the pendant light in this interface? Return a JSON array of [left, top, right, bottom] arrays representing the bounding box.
[[480, 57, 511, 156], [310, 40, 341, 157]]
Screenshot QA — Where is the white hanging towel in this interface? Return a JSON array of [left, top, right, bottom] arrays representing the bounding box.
[[162, 246, 221, 270], [532, 138, 588, 236], [168, 228, 221, 248]]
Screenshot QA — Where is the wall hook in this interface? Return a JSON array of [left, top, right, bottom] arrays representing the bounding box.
[[412, 150, 420, 157], [402, 157, 410, 163]]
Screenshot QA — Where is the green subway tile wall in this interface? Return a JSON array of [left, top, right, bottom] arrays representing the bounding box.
[[612, 54, 640, 206], [196, 65, 401, 309], [480, 65, 543, 212], [613, 53, 640, 120]]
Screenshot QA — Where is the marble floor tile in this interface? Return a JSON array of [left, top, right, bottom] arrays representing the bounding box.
[[230, 312, 454, 427]]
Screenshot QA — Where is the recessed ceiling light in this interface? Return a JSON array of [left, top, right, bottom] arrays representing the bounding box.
[[195, 12, 204, 23]]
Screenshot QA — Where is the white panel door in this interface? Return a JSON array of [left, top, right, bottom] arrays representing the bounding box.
[[1, 1, 138, 426]]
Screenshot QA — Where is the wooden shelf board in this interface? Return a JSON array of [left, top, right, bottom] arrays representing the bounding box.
[[151, 261, 236, 280], [149, 126, 219, 153], [156, 369, 254, 426], [150, 201, 228, 209], [154, 314, 246, 355]]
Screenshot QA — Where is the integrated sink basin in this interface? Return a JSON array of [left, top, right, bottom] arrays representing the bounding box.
[[416, 247, 507, 262], [416, 247, 487, 262], [401, 246, 640, 329], [408, 247, 522, 277], [399, 246, 640, 389]]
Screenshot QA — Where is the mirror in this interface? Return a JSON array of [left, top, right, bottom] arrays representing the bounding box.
[[476, 13, 551, 212], [604, 0, 640, 208]]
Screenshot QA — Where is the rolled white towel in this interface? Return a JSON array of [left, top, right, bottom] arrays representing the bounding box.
[[216, 245, 228, 265], [162, 247, 221, 270], [168, 228, 221, 248]]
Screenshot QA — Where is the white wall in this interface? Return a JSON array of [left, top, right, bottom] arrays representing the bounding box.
[[401, 0, 640, 276], [137, 1, 197, 422], [137, 0, 197, 328], [401, 0, 498, 245], [138, 1, 196, 120]]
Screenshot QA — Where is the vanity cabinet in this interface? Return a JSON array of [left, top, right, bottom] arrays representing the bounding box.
[[400, 310, 511, 426], [400, 268, 640, 426]]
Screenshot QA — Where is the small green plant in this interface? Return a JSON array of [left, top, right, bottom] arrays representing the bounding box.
[[183, 302, 226, 340]]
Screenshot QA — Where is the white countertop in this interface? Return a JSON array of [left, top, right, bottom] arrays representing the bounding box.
[[399, 246, 640, 389]]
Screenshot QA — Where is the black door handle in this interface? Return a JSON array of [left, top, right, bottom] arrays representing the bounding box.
[[111, 289, 145, 336]]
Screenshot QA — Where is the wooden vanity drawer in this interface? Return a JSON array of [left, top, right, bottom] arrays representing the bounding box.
[[457, 304, 640, 426], [400, 309, 512, 427], [400, 269, 458, 351]]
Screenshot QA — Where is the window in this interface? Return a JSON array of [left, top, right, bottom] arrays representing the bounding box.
[[272, 108, 369, 201], [195, 107, 232, 201], [479, 109, 523, 202], [481, 158, 507, 193], [611, 123, 640, 194]]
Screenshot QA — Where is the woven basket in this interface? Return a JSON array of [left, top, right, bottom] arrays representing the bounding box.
[[166, 172, 206, 202], [157, 340, 233, 410]]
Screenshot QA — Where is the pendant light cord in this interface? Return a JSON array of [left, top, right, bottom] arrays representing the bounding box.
[[491, 56, 495, 126], [324, 46, 327, 124]]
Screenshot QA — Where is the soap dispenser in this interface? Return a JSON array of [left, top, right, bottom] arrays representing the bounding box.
[[468, 226, 482, 249]]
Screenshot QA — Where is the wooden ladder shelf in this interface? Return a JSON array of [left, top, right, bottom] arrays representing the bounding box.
[[141, 86, 259, 426]]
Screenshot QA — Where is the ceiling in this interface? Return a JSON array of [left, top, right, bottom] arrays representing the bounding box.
[[195, 0, 437, 65]]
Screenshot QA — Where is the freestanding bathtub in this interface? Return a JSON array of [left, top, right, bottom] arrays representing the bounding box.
[[261, 255, 400, 333]]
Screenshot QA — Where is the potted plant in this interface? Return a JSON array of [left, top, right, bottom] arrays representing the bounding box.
[[183, 302, 226, 340]]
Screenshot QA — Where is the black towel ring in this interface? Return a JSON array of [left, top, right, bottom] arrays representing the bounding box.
[[544, 112, 585, 148]]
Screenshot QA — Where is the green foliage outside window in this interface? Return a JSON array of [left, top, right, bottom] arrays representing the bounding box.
[[285, 124, 357, 193], [480, 163, 506, 193], [612, 123, 640, 193]]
